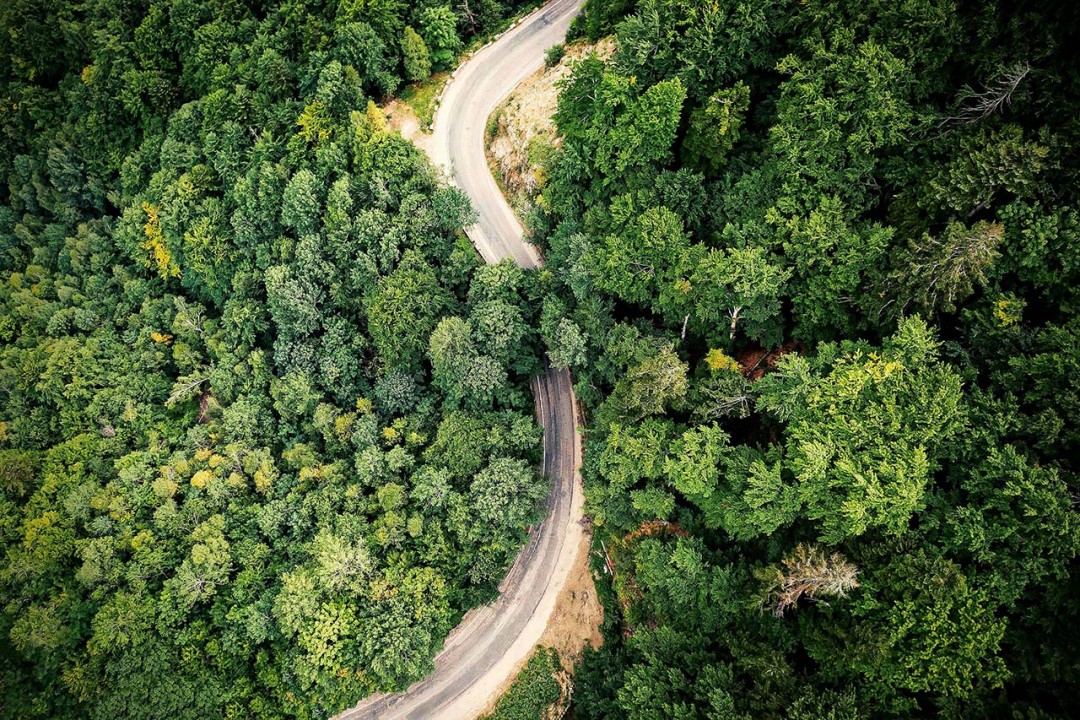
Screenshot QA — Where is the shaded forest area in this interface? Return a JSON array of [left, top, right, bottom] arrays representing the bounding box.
[[530, 0, 1080, 717], [0, 0, 553, 718]]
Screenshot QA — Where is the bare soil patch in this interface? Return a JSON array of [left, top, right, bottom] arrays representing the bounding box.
[[539, 524, 605, 663], [384, 99, 435, 158], [477, 524, 604, 717], [487, 39, 614, 216]]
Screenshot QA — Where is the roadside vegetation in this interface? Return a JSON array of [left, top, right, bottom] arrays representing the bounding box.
[[481, 647, 569, 720], [528, 0, 1080, 717], [400, 0, 549, 131], [398, 71, 450, 128], [486, 38, 613, 216], [0, 1, 554, 718]]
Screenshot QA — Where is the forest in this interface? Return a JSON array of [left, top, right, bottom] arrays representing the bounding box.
[[0, 0, 552, 718], [3, 0, 1080, 718], [528, 0, 1080, 717]]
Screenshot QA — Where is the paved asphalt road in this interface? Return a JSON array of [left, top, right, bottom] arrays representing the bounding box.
[[430, 0, 584, 268], [339, 1, 586, 718]]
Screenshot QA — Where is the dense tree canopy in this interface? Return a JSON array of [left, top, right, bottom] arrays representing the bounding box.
[[533, 0, 1080, 717], [0, 0, 548, 717], [5, 0, 1080, 717]]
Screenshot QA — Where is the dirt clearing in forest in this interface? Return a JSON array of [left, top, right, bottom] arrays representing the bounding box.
[[384, 98, 435, 158]]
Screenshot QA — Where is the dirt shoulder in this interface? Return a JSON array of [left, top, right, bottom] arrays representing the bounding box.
[[477, 391, 604, 719], [477, 523, 606, 715], [538, 525, 604, 662]]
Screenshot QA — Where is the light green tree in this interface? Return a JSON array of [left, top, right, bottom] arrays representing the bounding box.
[[418, 6, 462, 71], [756, 317, 965, 542], [401, 27, 432, 83], [681, 82, 750, 175]]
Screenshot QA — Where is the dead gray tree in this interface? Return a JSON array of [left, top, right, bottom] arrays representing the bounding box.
[[945, 61, 1031, 127], [759, 544, 860, 617]]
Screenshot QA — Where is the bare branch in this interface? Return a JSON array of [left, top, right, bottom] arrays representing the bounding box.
[[166, 376, 209, 408], [760, 544, 860, 617], [945, 61, 1030, 127]]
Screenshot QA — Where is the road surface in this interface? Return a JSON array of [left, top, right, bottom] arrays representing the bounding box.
[[340, 1, 585, 718], [428, 0, 584, 268]]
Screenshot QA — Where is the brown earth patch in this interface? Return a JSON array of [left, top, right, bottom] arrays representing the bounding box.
[[477, 524, 602, 717], [538, 523, 605, 664], [736, 340, 804, 381], [383, 99, 435, 158], [487, 38, 615, 215]]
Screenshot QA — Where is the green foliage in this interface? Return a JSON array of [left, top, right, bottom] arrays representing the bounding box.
[[402, 26, 433, 83], [365, 251, 454, 372], [471, 457, 548, 530], [936, 442, 1080, 607], [537, 0, 1080, 716], [681, 82, 750, 175], [687, 246, 791, 346], [594, 345, 688, 432], [883, 220, 1004, 316], [429, 316, 507, 409], [612, 628, 749, 720], [481, 647, 566, 720], [0, 0, 547, 716], [926, 124, 1052, 216], [6, 0, 1080, 716], [757, 318, 965, 542], [335, 21, 401, 97], [544, 44, 566, 69], [417, 6, 463, 72], [602, 77, 686, 179], [593, 205, 689, 309], [540, 295, 588, 372], [807, 548, 1008, 699]]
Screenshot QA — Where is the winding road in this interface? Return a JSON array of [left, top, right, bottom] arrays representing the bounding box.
[[340, 1, 586, 717]]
